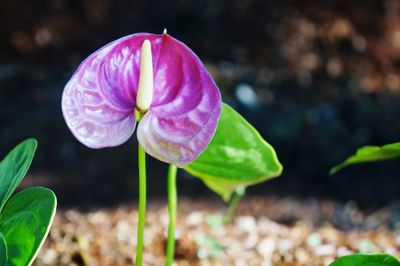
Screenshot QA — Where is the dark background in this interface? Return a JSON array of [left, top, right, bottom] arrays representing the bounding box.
[[1, 0, 399, 207]]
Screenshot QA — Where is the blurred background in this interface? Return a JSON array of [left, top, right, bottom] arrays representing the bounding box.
[[1, 0, 400, 208]]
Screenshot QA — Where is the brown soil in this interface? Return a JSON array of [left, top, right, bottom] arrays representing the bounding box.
[[33, 197, 400, 266]]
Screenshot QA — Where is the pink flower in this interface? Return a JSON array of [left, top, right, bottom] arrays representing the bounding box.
[[62, 33, 221, 167]]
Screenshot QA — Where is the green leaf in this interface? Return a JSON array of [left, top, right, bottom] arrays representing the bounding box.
[[184, 103, 283, 201], [0, 138, 37, 212], [0, 187, 57, 266], [330, 254, 400, 266], [0, 233, 7, 265], [195, 234, 223, 259], [330, 142, 400, 175]]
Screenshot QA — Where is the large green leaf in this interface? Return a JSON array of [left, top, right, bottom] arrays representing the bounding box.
[[0, 233, 7, 265], [330, 254, 400, 266], [0, 138, 37, 212], [330, 142, 400, 175], [0, 187, 57, 266], [184, 103, 283, 201]]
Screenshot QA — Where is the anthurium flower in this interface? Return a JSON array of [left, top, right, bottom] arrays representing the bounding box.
[[62, 32, 221, 167]]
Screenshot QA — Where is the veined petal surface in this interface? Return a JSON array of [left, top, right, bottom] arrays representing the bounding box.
[[62, 33, 221, 162]]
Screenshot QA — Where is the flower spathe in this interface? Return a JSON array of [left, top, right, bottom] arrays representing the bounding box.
[[62, 33, 221, 167]]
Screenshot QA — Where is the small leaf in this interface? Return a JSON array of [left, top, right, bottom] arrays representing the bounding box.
[[195, 234, 223, 259], [0, 138, 37, 212], [330, 142, 400, 175], [0, 187, 57, 266], [0, 233, 7, 265], [330, 253, 400, 266], [184, 103, 282, 201]]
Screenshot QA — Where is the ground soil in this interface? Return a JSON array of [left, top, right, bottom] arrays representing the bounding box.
[[33, 196, 400, 266]]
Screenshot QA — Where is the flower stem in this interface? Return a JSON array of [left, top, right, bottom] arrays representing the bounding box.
[[223, 186, 246, 224], [166, 164, 178, 266], [136, 143, 147, 266]]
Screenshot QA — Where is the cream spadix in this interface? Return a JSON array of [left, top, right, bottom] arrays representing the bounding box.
[[136, 40, 154, 112]]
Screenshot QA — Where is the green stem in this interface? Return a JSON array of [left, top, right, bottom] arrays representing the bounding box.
[[135, 143, 147, 266], [166, 164, 178, 266], [223, 187, 246, 224]]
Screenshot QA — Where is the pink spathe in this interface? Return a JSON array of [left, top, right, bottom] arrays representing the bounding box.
[[62, 33, 221, 167]]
